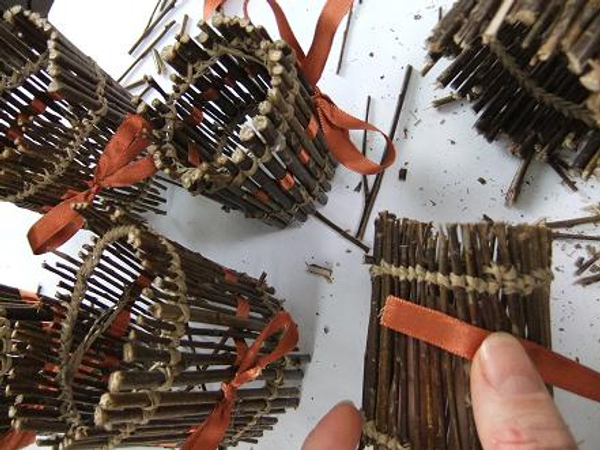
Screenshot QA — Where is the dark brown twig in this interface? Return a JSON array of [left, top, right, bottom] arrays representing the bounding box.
[[129, 0, 176, 55], [554, 232, 600, 242], [355, 65, 414, 240], [548, 158, 578, 192], [545, 215, 600, 229], [335, 3, 354, 75], [119, 20, 176, 83], [362, 95, 372, 201], [143, 0, 162, 34], [314, 211, 370, 253], [575, 251, 600, 276]]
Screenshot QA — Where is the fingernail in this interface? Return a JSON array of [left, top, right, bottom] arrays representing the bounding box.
[[479, 333, 545, 396]]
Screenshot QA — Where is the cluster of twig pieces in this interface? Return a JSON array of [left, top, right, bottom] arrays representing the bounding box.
[[426, 0, 600, 205], [545, 211, 600, 286], [0, 7, 166, 216], [1, 204, 306, 449], [119, 0, 182, 85], [361, 211, 554, 449]]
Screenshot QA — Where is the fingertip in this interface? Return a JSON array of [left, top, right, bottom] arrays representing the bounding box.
[[302, 401, 362, 450], [471, 333, 577, 449]]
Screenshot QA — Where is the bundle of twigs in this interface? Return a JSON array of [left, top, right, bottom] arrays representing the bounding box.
[[362, 212, 553, 449], [0, 7, 166, 216], [0, 1, 53, 16], [0, 284, 59, 439], [18, 204, 306, 449], [141, 14, 337, 228], [0, 285, 100, 442], [426, 0, 600, 204]]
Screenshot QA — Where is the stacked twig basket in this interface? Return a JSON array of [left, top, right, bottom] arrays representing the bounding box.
[[142, 14, 337, 228], [427, 0, 600, 204]]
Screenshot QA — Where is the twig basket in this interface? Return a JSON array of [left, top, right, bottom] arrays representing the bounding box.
[[362, 212, 553, 450]]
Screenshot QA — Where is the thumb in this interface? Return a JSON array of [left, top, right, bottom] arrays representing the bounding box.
[[471, 332, 577, 449], [301, 401, 362, 450]]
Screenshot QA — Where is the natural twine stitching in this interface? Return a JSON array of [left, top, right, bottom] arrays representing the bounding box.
[[229, 367, 285, 444], [370, 261, 552, 296], [488, 39, 595, 126]]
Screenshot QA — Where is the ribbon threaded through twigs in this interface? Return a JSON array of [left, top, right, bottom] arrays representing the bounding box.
[[381, 296, 600, 403], [206, 0, 397, 175], [26, 114, 157, 255], [181, 310, 298, 450]]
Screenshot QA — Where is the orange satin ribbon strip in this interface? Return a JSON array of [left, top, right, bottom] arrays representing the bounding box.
[[381, 296, 600, 403], [204, 0, 224, 19], [181, 310, 299, 450], [0, 430, 36, 450], [18, 289, 40, 305], [245, 0, 396, 175], [27, 114, 157, 255]]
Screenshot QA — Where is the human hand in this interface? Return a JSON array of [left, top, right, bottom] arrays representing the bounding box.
[[471, 332, 576, 449], [301, 332, 577, 450]]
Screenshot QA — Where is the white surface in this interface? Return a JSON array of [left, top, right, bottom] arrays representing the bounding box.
[[0, 0, 598, 448]]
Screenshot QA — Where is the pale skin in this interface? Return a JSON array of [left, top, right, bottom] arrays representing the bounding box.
[[302, 333, 578, 450]]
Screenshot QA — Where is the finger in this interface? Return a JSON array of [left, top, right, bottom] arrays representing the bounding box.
[[471, 333, 577, 450], [301, 401, 362, 450]]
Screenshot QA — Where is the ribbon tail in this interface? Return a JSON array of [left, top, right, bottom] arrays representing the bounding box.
[[304, 0, 354, 84], [204, 0, 224, 20], [0, 430, 37, 450], [240, 311, 299, 371], [318, 101, 396, 175], [181, 400, 234, 450], [100, 156, 157, 187], [27, 194, 88, 255], [96, 114, 153, 177], [381, 296, 600, 403]]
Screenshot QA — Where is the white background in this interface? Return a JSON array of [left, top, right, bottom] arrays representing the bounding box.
[[1, 0, 598, 448]]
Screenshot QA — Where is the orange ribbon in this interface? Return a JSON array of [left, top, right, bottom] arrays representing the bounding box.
[[0, 430, 36, 450], [204, 0, 224, 19], [208, 0, 396, 175], [26, 114, 157, 255], [181, 310, 299, 450], [18, 289, 40, 305], [381, 296, 600, 403]]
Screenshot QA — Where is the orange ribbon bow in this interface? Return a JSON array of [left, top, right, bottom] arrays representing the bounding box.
[[181, 310, 299, 450], [206, 0, 396, 175], [0, 430, 36, 450], [27, 114, 157, 255], [381, 296, 600, 403]]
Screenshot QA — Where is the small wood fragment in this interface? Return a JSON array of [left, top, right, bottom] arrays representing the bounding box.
[[152, 48, 166, 75], [306, 263, 334, 283]]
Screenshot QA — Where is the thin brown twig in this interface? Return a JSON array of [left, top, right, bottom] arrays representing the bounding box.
[[355, 65, 414, 240], [362, 95, 372, 201], [554, 232, 600, 242], [119, 20, 176, 83], [129, 0, 176, 55], [545, 215, 600, 229], [314, 211, 370, 253], [336, 3, 355, 75]]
